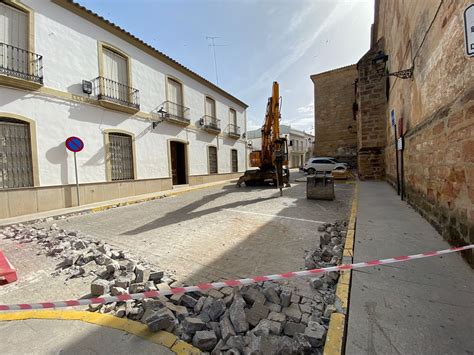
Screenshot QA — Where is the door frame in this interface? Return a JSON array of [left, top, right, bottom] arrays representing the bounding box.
[[167, 138, 189, 185]]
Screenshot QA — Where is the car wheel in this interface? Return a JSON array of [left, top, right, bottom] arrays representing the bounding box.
[[307, 168, 316, 175]]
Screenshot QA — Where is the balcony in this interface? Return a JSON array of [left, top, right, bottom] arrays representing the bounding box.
[[200, 115, 221, 134], [93, 76, 140, 113], [154, 101, 190, 126], [227, 124, 241, 139], [0, 43, 43, 90]]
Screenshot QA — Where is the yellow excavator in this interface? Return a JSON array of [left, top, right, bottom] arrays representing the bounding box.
[[237, 81, 290, 194]]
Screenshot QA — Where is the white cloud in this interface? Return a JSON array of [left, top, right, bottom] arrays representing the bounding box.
[[240, 1, 356, 98], [296, 102, 314, 114]]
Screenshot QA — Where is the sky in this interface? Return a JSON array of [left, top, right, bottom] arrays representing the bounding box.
[[77, 0, 374, 135]]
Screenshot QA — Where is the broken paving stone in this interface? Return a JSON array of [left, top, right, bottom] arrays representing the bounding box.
[[245, 302, 270, 327], [294, 333, 312, 353], [110, 287, 128, 296], [263, 286, 280, 304], [220, 315, 236, 341], [282, 303, 302, 323], [129, 282, 146, 294], [267, 311, 286, 324], [180, 294, 197, 308], [157, 283, 171, 293], [223, 294, 234, 307], [225, 335, 247, 352], [290, 294, 301, 304], [208, 321, 221, 339], [220, 287, 234, 296], [207, 289, 224, 299], [182, 317, 206, 334], [283, 321, 306, 337], [211, 339, 226, 355], [252, 319, 283, 336], [310, 277, 324, 290], [135, 264, 150, 283], [229, 294, 249, 333], [145, 281, 157, 291], [143, 308, 176, 332], [208, 298, 226, 321], [91, 279, 109, 296], [304, 321, 326, 347], [266, 302, 282, 313], [242, 287, 265, 305], [192, 330, 218, 352], [299, 303, 312, 314], [323, 304, 336, 319], [115, 275, 132, 289], [301, 313, 310, 325], [194, 296, 206, 313], [170, 293, 183, 305], [280, 290, 292, 308], [73, 240, 87, 250]]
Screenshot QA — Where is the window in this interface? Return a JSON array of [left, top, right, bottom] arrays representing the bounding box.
[[102, 47, 129, 103], [229, 108, 237, 126], [208, 146, 217, 174], [205, 97, 216, 117], [167, 78, 184, 117], [231, 149, 238, 173], [0, 118, 33, 189], [0, 2, 28, 74], [109, 133, 134, 181]]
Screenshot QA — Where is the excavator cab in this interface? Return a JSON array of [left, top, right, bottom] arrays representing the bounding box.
[[237, 82, 290, 191]]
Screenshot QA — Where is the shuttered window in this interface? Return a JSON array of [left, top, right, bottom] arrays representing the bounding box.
[[109, 133, 134, 181], [208, 146, 217, 174], [0, 118, 33, 189], [229, 109, 237, 126], [205, 97, 216, 117], [103, 48, 128, 102], [167, 78, 184, 117], [0, 2, 28, 73], [231, 149, 238, 173]]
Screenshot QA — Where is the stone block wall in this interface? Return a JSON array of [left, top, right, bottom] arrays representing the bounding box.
[[356, 40, 387, 180], [311, 65, 358, 167], [372, 0, 474, 264]]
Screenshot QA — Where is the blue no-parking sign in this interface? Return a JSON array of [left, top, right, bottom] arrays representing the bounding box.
[[65, 136, 84, 152]]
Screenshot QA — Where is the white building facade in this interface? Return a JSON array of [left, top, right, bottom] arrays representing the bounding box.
[[0, 0, 247, 218], [247, 125, 313, 169]]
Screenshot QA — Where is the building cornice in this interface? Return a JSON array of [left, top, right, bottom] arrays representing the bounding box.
[[310, 64, 357, 82], [51, 0, 248, 109]]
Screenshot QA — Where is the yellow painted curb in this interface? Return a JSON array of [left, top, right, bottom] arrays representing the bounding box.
[[323, 313, 346, 355], [0, 310, 200, 353], [323, 181, 358, 355]]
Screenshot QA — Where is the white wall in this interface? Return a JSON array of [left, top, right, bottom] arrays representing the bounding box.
[[0, 0, 247, 187]]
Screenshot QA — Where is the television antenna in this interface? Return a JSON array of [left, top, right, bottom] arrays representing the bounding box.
[[206, 36, 226, 86]]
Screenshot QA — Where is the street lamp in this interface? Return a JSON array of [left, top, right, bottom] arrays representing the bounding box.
[[372, 50, 413, 79], [152, 107, 167, 129]]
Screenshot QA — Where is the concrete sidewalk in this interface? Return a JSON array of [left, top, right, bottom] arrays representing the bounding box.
[[346, 181, 474, 355]]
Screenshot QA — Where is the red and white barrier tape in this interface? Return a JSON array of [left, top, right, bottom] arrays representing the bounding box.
[[0, 245, 472, 312]]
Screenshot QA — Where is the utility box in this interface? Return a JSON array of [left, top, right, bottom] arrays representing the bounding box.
[[307, 173, 335, 200]]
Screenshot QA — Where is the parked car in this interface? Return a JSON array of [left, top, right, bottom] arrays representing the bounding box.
[[303, 157, 347, 174]]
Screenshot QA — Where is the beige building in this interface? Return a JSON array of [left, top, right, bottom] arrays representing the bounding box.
[[311, 65, 358, 167]]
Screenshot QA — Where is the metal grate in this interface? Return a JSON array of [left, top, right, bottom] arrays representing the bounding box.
[[93, 76, 140, 110], [0, 119, 33, 189], [209, 146, 218, 174], [228, 124, 240, 136], [0, 42, 43, 84], [231, 149, 238, 173], [201, 115, 221, 132], [109, 133, 134, 181]]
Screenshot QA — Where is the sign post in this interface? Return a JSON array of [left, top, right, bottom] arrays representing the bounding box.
[[464, 4, 474, 56], [65, 136, 84, 206]]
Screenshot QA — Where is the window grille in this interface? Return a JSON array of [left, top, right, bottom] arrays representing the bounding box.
[[231, 149, 238, 173], [0, 118, 33, 189], [109, 133, 134, 181], [209, 146, 217, 174]]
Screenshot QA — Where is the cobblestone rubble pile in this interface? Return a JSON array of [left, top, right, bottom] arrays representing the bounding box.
[[1, 220, 347, 354]]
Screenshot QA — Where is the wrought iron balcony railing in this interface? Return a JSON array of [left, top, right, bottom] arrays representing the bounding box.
[[228, 124, 241, 137], [0, 42, 43, 84], [93, 76, 140, 110], [201, 115, 221, 132], [158, 100, 190, 124]]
